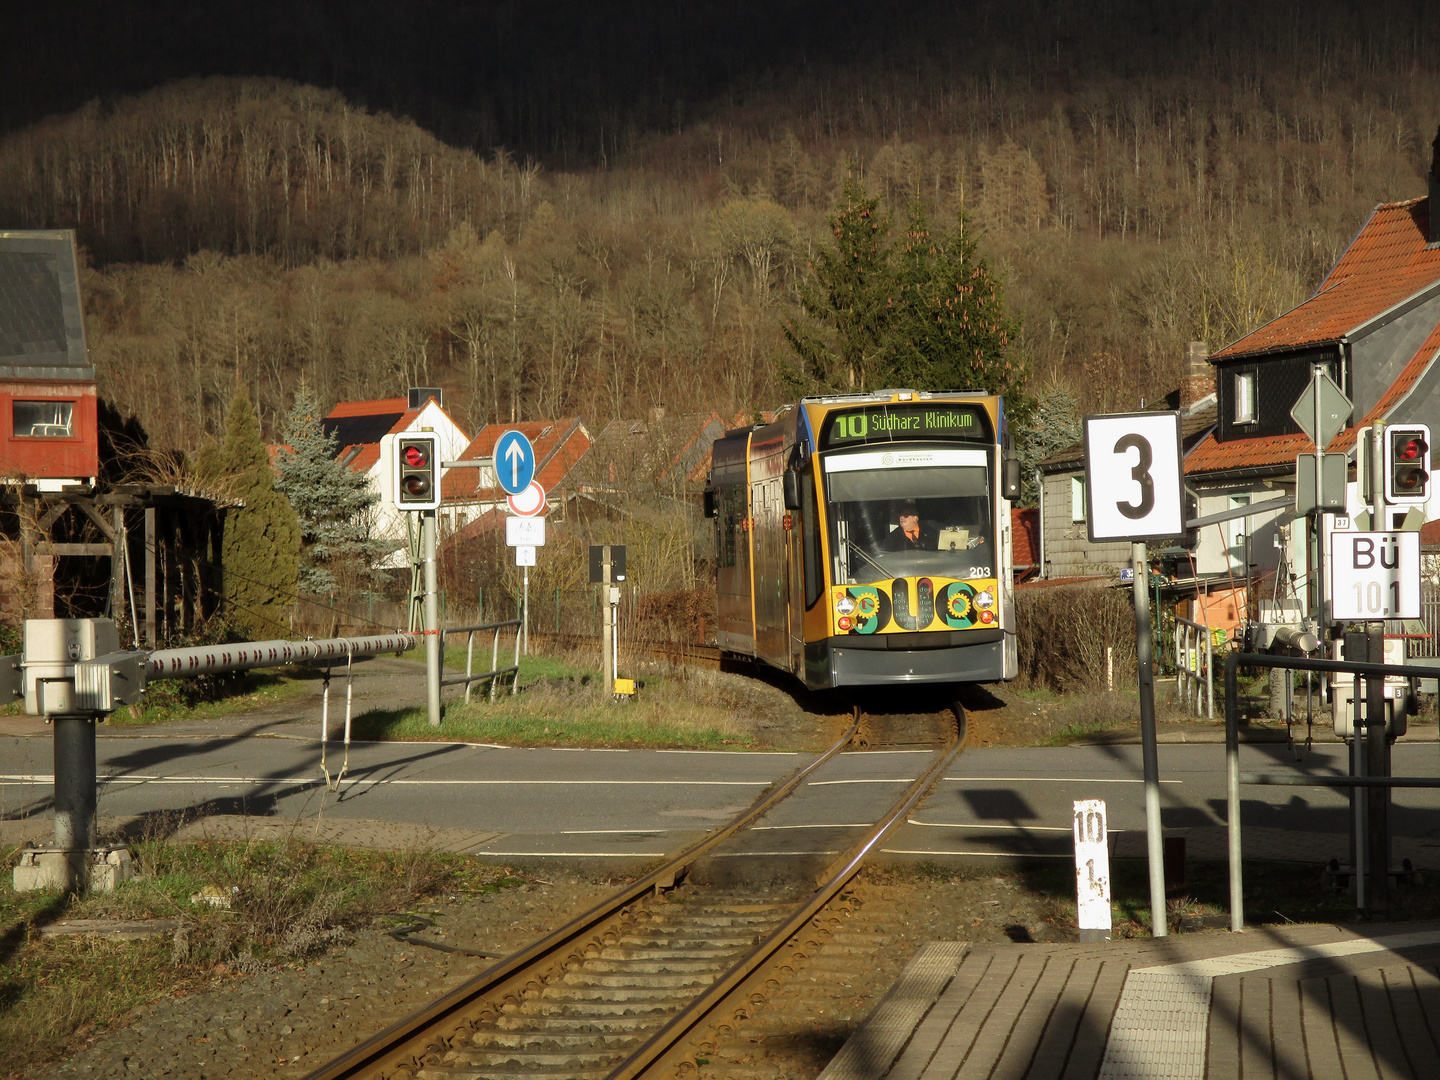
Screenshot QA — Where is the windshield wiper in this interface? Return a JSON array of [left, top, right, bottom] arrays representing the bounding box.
[[844, 537, 891, 581]]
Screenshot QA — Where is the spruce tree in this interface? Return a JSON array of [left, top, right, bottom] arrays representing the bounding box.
[[218, 392, 301, 638], [783, 172, 892, 393], [889, 200, 1027, 412], [274, 383, 389, 593], [785, 177, 1027, 412]]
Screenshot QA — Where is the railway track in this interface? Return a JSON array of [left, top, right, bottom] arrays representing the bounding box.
[[302, 711, 962, 1080]]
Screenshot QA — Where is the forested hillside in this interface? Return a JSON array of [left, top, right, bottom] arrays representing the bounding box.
[[1, 0, 1436, 451]]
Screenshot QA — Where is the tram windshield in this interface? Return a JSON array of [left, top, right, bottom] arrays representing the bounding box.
[[823, 448, 994, 583]]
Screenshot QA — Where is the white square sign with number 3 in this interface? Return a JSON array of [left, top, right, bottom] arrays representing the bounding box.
[[1082, 412, 1185, 543]]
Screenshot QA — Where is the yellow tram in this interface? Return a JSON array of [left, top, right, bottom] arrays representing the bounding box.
[[705, 390, 1021, 691]]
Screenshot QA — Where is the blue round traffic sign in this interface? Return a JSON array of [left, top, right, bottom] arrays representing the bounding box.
[[494, 430, 536, 495]]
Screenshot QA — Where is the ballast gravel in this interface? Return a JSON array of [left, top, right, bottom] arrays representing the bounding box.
[[25, 872, 1077, 1080]]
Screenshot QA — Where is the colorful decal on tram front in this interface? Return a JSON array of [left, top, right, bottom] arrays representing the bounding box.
[[831, 576, 999, 635]]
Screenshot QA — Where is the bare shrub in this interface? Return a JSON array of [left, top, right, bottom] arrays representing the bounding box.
[[1016, 583, 1137, 691]]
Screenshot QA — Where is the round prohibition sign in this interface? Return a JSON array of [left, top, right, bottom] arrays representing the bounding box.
[[1081, 412, 1185, 543]]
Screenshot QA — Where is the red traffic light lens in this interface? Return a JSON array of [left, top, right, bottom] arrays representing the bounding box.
[[403, 445, 429, 467], [1397, 439, 1424, 461]]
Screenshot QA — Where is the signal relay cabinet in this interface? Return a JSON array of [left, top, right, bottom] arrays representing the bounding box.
[[1330, 637, 1411, 739], [11, 618, 141, 893]]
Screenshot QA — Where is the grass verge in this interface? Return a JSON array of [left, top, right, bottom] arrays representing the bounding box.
[[0, 835, 527, 1078]]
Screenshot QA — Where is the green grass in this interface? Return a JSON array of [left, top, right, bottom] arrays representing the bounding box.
[[0, 837, 528, 1077], [351, 697, 756, 749]]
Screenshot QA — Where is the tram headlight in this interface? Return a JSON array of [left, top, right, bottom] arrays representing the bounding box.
[[975, 590, 994, 608]]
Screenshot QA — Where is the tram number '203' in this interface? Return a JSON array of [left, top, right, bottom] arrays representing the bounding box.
[[968, 567, 991, 578], [1112, 434, 1155, 520]]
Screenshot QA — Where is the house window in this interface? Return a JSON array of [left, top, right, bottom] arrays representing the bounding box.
[[13, 401, 74, 438], [1071, 476, 1086, 522], [1227, 494, 1250, 572], [1233, 372, 1256, 424]]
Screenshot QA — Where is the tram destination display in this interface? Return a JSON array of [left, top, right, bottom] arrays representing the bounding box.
[[820, 403, 992, 449]]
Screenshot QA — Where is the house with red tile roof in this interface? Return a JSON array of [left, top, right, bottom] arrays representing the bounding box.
[[322, 391, 471, 565], [1182, 138, 1440, 627]]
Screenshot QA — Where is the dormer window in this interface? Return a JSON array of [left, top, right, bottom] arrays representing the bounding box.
[[13, 400, 74, 437], [1233, 372, 1256, 424]]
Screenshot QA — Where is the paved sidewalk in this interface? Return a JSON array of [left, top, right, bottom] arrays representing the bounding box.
[[821, 922, 1440, 1080]]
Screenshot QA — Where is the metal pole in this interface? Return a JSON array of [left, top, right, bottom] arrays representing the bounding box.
[[424, 510, 441, 727], [1366, 420, 1389, 911], [522, 565, 530, 656], [1132, 541, 1168, 936], [1225, 654, 1243, 931], [53, 715, 96, 890], [601, 550, 614, 698]]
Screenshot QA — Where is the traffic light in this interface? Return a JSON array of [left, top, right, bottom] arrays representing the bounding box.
[[395, 434, 440, 510], [1383, 424, 1430, 506]]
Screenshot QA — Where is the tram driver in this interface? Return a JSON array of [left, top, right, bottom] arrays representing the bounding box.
[[882, 500, 939, 551]]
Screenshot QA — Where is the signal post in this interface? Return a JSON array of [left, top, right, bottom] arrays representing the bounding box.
[[387, 432, 443, 726]]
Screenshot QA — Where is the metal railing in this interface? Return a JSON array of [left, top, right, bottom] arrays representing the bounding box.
[[1223, 651, 1439, 932], [1174, 616, 1215, 717], [440, 620, 521, 702]]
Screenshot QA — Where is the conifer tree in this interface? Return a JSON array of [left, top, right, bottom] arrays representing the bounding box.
[[889, 200, 1026, 412], [783, 172, 892, 393], [785, 176, 1027, 414], [218, 392, 301, 638], [274, 383, 388, 593]]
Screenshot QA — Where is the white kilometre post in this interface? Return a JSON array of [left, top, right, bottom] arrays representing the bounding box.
[[1074, 799, 1112, 941]]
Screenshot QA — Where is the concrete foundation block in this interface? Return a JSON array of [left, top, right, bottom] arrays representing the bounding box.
[[12, 846, 134, 893]]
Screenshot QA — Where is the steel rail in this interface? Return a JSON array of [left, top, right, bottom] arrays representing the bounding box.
[[605, 726, 966, 1080], [145, 633, 416, 679], [300, 710, 862, 1080]]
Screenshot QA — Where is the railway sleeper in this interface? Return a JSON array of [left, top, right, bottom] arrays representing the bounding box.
[[510, 998, 680, 1018], [539, 983, 697, 1002], [580, 957, 732, 974], [558, 969, 721, 989], [482, 1014, 673, 1035], [417, 1064, 613, 1080]]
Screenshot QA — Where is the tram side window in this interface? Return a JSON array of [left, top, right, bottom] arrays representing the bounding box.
[[717, 485, 743, 568], [800, 470, 822, 608]]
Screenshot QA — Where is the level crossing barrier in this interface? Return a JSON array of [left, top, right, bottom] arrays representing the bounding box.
[[440, 620, 521, 702], [1223, 650, 1438, 932], [1174, 616, 1215, 718]]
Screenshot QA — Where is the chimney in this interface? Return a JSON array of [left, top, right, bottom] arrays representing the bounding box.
[[1430, 125, 1440, 245], [1179, 341, 1213, 414]]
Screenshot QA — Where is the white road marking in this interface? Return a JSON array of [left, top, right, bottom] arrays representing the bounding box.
[[711, 850, 840, 857], [0, 775, 774, 787], [906, 819, 1121, 833], [750, 823, 873, 831], [941, 776, 1182, 784], [808, 778, 912, 786], [879, 848, 1071, 858]]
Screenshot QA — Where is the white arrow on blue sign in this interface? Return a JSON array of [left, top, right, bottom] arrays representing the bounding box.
[[494, 429, 536, 495]]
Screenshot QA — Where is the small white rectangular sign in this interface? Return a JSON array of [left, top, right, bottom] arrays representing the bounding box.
[[1082, 412, 1185, 542], [505, 515, 546, 547], [514, 545, 536, 567], [1330, 531, 1420, 620], [1073, 799, 1112, 938]]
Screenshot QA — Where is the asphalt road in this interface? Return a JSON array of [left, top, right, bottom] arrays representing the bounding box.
[[5, 729, 1440, 867]]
